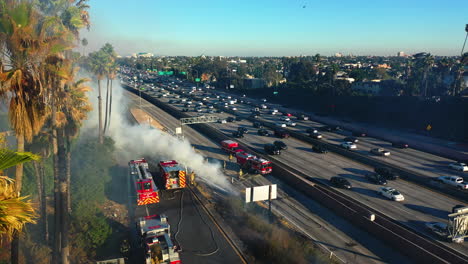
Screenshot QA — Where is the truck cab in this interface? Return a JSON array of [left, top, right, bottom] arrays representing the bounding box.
[[221, 140, 244, 154]]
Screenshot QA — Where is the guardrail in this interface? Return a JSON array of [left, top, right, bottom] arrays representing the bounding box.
[[123, 84, 468, 264]]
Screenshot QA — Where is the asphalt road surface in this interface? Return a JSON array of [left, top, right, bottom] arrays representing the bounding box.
[[126, 90, 412, 264], [136, 83, 468, 256]]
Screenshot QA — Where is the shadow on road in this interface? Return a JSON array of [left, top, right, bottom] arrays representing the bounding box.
[[404, 204, 449, 220], [349, 187, 379, 199], [343, 168, 371, 176], [296, 146, 312, 152], [338, 173, 368, 184]]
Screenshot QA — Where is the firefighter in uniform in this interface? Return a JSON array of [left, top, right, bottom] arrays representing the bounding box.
[[120, 239, 130, 260]]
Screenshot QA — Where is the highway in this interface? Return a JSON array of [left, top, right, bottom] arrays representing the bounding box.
[[137, 82, 468, 256], [127, 90, 412, 263]]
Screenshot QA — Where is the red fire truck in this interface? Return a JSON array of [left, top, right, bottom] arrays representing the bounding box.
[[235, 151, 255, 165], [158, 160, 187, 190], [240, 157, 273, 175], [221, 140, 244, 155], [129, 159, 160, 205]]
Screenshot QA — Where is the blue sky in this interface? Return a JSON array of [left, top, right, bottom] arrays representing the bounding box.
[[81, 0, 467, 56]]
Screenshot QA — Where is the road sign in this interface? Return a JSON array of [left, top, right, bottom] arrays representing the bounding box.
[[158, 71, 165, 75], [167, 71, 174, 75], [195, 78, 201, 82], [181, 71, 186, 75], [245, 184, 277, 203], [175, 127, 182, 134]]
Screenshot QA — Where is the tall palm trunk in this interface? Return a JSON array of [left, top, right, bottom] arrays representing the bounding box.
[[57, 128, 69, 264], [52, 129, 60, 264], [97, 79, 103, 144], [11, 133, 25, 264], [103, 78, 110, 134], [39, 156, 49, 243], [66, 137, 72, 213], [107, 79, 113, 129]]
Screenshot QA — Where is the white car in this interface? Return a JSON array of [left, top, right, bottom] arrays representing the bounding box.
[[449, 162, 468, 172], [370, 148, 391, 156], [272, 109, 278, 113], [286, 121, 297, 127], [340, 142, 357, 150], [378, 187, 404, 201], [281, 117, 291, 121], [231, 107, 237, 111], [276, 123, 287, 128], [219, 119, 227, 124], [436, 176, 468, 190], [271, 111, 277, 115], [261, 104, 267, 109]]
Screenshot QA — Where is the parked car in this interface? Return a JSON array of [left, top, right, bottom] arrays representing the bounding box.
[[312, 144, 328, 153], [226, 117, 235, 122], [366, 173, 387, 185], [375, 167, 399, 180], [340, 142, 357, 150], [344, 137, 359, 143], [253, 122, 263, 128], [309, 133, 323, 139], [378, 187, 404, 201], [330, 176, 352, 189], [258, 129, 269, 136], [273, 141, 288, 150], [264, 144, 281, 155], [392, 141, 409, 148], [449, 162, 468, 172], [370, 148, 391, 156], [274, 129, 290, 139]]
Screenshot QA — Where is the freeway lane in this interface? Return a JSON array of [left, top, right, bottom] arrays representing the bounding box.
[[126, 90, 412, 264], [146, 86, 468, 255]]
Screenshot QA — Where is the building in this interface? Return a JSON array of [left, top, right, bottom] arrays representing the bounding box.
[[335, 53, 343, 57], [352, 80, 402, 96], [243, 78, 266, 89], [397, 51, 406, 57]]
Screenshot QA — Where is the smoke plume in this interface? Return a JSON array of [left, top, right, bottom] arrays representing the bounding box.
[[82, 78, 233, 192]]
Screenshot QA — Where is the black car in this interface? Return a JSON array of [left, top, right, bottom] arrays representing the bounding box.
[[392, 141, 409, 148], [320, 125, 333, 132], [250, 114, 260, 119], [366, 173, 387, 185], [226, 117, 235, 122], [297, 114, 309, 121], [232, 131, 244, 138], [306, 128, 318, 134], [309, 132, 323, 139], [238, 127, 249, 134], [182, 108, 189, 112], [312, 144, 328, 153], [235, 116, 243, 121], [352, 131, 367, 137], [344, 137, 359, 143], [264, 144, 281, 155], [330, 176, 352, 189], [253, 122, 263, 128], [274, 129, 290, 138], [374, 167, 399, 180], [258, 129, 269, 136], [273, 141, 288, 150]]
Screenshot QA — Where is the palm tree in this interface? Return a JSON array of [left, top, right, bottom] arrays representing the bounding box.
[[81, 38, 88, 55], [88, 51, 107, 144], [0, 148, 40, 241]]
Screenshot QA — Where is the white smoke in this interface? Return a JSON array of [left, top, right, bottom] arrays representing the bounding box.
[[81, 77, 234, 193]]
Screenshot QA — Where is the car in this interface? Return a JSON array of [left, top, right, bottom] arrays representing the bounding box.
[[207, 109, 215, 113], [330, 176, 352, 189], [250, 114, 260, 119], [218, 119, 227, 124], [235, 116, 243, 121], [425, 222, 449, 240], [273, 141, 288, 150], [374, 167, 399, 180], [309, 133, 323, 139], [340, 142, 357, 150], [449, 162, 468, 172], [238, 127, 249, 134], [276, 123, 287, 128], [182, 108, 189, 112], [283, 113, 293, 117], [260, 104, 268, 109], [270, 111, 277, 115], [258, 129, 269, 136], [297, 114, 309, 121], [312, 144, 328, 153], [370, 148, 391, 156], [281, 117, 291, 121], [196, 108, 203, 112], [231, 107, 238, 111], [392, 141, 409, 148], [436, 176, 468, 190], [366, 173, 387, 185], [232, 131, 244, 138], [320, 125, 333, 132], [226, 117, 235, 122], [377, 187, 404, 201], [344, 137, 359, 143], [261, 98, 267, 102], [306, 128, 318, 134], [264, 144, 281, 155], [352, 131, 367, 137], [253, 122, 263, 128], [274, 129, 290, 139], [286, 121, 297, 127]]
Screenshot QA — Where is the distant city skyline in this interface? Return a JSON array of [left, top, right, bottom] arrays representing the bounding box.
[[81, 0, 467, 57]]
